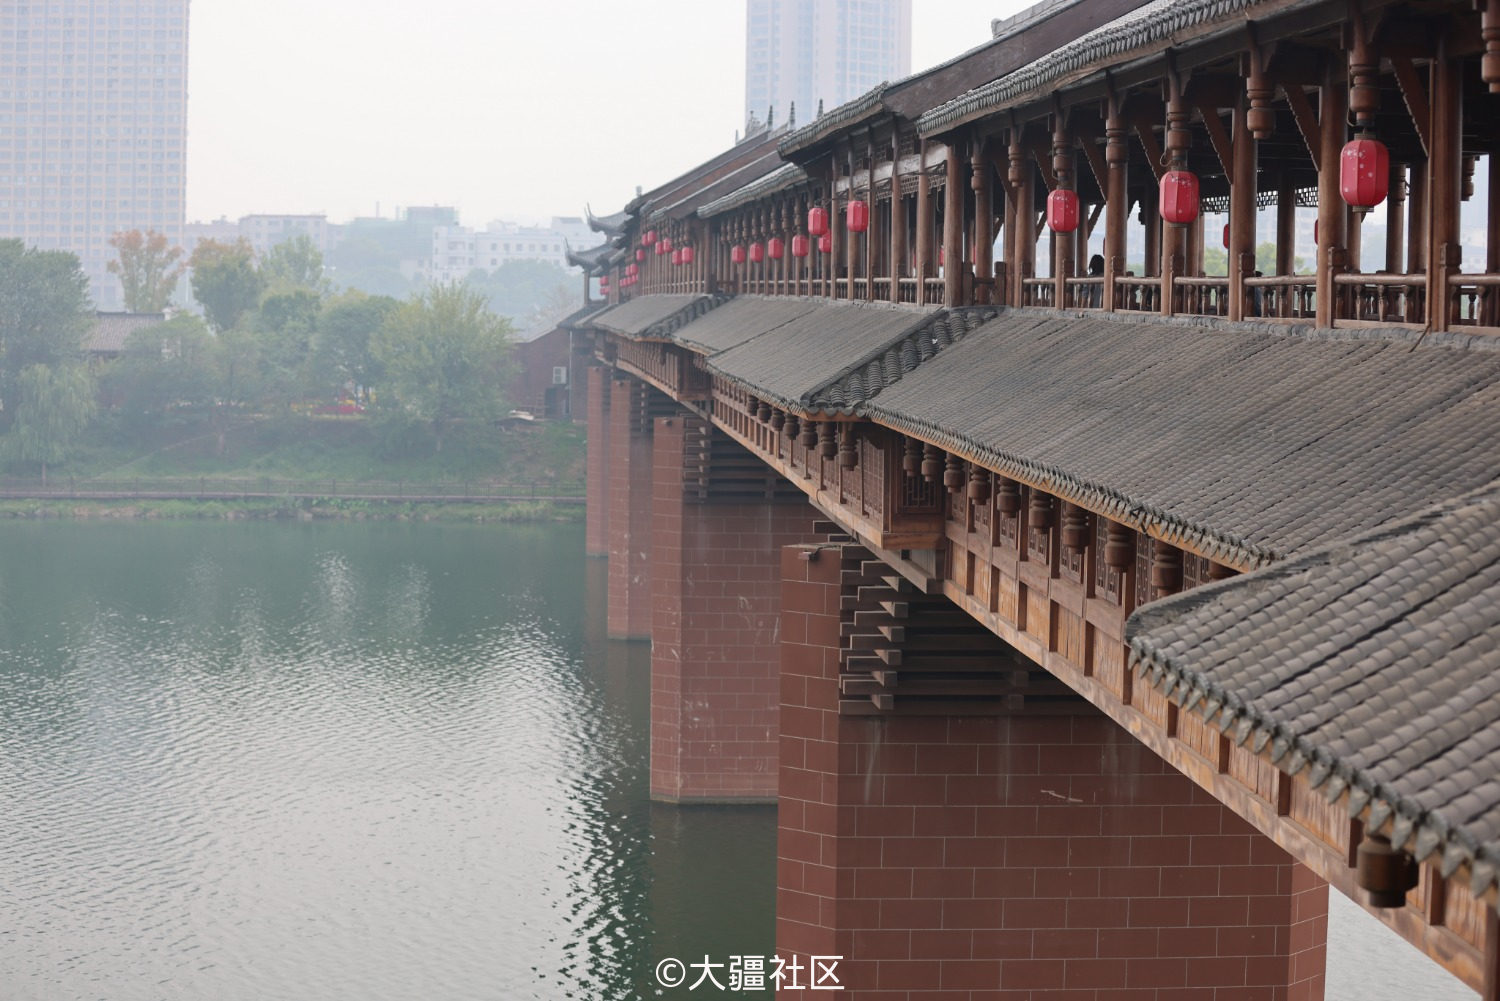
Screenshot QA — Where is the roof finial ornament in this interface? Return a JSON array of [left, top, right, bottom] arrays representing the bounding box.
[[767, 105, 774, 129], [788, 101, 796, 128], [817, 98, 824, 119]]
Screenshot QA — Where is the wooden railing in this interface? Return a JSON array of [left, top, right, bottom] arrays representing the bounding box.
[[1449, 273, 1500, 330], [1245, 275, 1315, 320], [1020, 277, 1054, 308], [1063, 277, 1104, 310], [1173, 276, 1230, 317], [1115, 276, 1162, 312], [1335, 272, 1424, 326]]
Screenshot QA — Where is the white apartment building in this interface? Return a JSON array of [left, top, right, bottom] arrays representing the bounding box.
[[427, 216, 600, 284], [744, 0, 911, 131], [0, 0, 190, 310]]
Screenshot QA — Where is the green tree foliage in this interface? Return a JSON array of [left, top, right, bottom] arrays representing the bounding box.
[[312, 291, 397, 400], [107, 229, 186, 312], [5, 363, 96, 482], [462, 260, 574, 324], [0, 239, 92, 429], [254, 288, 323, 406], [189, 238, 265, 333], [260, 235, 328, 295], [101, 314, 216, 428], [372, 283, 513, 452]]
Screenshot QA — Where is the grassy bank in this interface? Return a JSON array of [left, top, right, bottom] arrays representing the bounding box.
[[0, 496, 584, 523]]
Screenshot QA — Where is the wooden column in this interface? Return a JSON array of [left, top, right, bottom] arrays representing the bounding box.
[[1013, 139, 1035, 306], [1386, 163, 1407, 274], [890, 137, 906, 299], [973, 141, 993, 304], [915, 141, 932, 302], [1187, 213, 1204, 277], [1409, 162, 1428, 277], [1228, 99, 1256, 320], [1105, 104, 1128, 311], [863, 139, 876, 301], [943, 141, 965, 305], [1347, 204, 1363, 275], [830, 160, 844, 299], [1428, 42, 1462, 332], [1315, 73, 1348, 328], [1276, 174, 1297, 275]]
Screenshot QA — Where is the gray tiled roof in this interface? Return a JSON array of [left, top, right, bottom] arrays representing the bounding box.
[[703, 299, 945, 414], [917, 0, 1261, 136], [697, 163, 808, 219], [584, 294, 727, 340], [860, 309, 1500, 568], [1128, 482, 1500, 898], [87, 311, 166, 354], [664, 296, 824, 356]]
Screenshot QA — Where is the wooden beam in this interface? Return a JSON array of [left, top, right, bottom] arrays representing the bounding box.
[[1281, 84, 1322, 172], [1132, 118, 1167, 180], [1078, 133, 1110, 198], [1391, 56, 1433, 159], [1029, 141, 1057, 190], [1197, 104, 1235, 178]]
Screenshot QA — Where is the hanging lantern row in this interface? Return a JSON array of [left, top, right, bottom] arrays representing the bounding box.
[[682, 245, 694, 265], [767, 237, 784, 260], [626, 263, 638, 277], [731, 244, 746, 264], [642, 229, 657, 246], [1340, 134, 1390, 211], [818, 233, 832, 254], [791, 235, 809, 258], [670, 249, 681, 265], [1046, 188, 1079, 234], [808, 206, 829, 237], [636, 248, 646, 262], [750, 242, 765, 263]]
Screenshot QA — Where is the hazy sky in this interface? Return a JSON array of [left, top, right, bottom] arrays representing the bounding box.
[[186, 1, 1027, 227]]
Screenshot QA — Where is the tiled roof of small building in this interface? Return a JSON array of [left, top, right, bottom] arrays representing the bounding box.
[[859, 309, 1500, 569], [1128, 481, 1500, 899], [698, 163, 808, 219], [584, 294, 728, 340], [87, 311, 166, 354]]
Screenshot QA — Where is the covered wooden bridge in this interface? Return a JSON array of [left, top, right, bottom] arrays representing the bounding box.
[[568, 0, 1500, 995]]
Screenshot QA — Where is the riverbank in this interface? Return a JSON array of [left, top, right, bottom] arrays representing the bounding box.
[[0, 496, 583, 523]]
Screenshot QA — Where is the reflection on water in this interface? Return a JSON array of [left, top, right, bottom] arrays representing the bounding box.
[[0, 521, 770, 1001], [0, 521, 1476, 1000]]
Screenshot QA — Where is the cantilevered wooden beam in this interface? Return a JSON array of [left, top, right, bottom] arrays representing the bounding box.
[[1390, 56, 1433, 159], [1197, 105, 1235, 178], [1280, 84, 1322, 172]]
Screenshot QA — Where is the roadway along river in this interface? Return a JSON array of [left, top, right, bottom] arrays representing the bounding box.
[[0, 521, 1475, 1000]]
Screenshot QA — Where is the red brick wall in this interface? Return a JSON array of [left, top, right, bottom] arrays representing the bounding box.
[[778, 543, 1328, 1000], [585, 366, 610, 558], [651, 415, 820, 801], [507, 326, 571, 417], [606, 376, 652, 640]]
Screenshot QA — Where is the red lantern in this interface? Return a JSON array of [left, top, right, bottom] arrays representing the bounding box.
[[643, 229, 657, 246], [635, 248, 646, 262], [1314, 219, 1319, 245], [681, 245, 694, 264], [749, 242, 764, 263], [1340, 136, 1390, 209], [626, 262, 638, 277], [660, 236, 672, 253], [791, 235, 810, 258], [818, 233, 832, 254], [846, 199, 869, 233], [731, 245, 746, 264], [1159, 169, 1200, 225], [808, 207, 829, 237], [1222, 224, 1230, 249], [671, 249, 682, 265], [1046, 188, 1079, 233], [767, 237, 785, 259], [655, 241, 666, 255]]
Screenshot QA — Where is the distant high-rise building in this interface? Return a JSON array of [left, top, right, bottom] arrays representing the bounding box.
[[0, 1, 190, 310], [744, 0, 911, 131]]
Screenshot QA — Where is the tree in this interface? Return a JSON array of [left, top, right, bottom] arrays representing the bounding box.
[[311, 291, 397, 400], [107, 229, 185, 312], [0, 239, 92, 430], [253, 287, 322, 406], [189, 238, 264, 333], [5, 363, 95, 483], [260, 235, 328, 295], [372, 283, 513, 452], [100, 314, 215, 428], [462, 259, 574, 323]]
